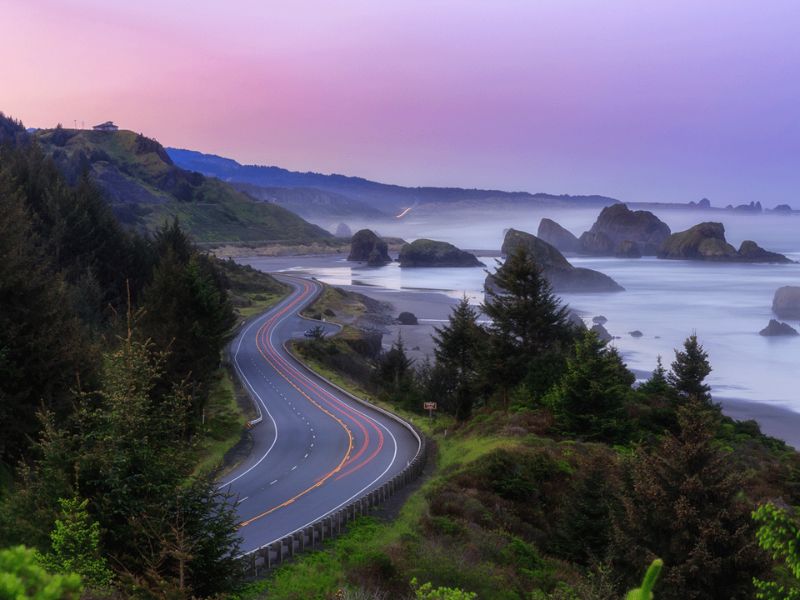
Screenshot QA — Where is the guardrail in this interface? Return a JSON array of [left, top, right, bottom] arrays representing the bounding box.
[[238, 343, 427, 577], [232, 276, 429, 577], [240, 427, 427, 577]]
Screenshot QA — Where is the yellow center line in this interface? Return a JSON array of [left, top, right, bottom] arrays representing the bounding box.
[[238, 283, 355, 529]]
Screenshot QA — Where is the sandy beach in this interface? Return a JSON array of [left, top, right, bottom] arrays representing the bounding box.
[[238, 254, 800, 450]]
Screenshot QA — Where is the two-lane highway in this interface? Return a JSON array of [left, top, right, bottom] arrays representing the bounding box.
[[222, 274, 420, 554]]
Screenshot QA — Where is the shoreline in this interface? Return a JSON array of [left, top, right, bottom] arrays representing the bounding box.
[[236, 253, 800, 451], [340, 282, 800, 451]]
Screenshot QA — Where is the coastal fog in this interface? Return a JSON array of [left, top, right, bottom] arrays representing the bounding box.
[[264, 204, 800, 422], [331, 204, 800, 253]]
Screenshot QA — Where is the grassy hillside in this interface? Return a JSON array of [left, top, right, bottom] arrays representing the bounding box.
[[36, 128, 334, 244]]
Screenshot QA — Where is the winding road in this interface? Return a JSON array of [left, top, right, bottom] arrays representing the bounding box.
[[222, 274, 420, 555]]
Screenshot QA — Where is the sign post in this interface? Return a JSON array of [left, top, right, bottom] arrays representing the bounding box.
[[423, 401, 437, 420]]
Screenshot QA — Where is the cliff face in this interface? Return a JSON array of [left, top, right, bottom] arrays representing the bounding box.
[[537, 218, 581, 253], [399, 239, 483, 267], [493, 229, 623, 293], [658, 222, 792, 263], [580, 204, 671, 256], [348, 229, 391, 265]]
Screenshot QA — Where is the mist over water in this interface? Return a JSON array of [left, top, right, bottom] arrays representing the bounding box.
[[308, 206, 800, 410]]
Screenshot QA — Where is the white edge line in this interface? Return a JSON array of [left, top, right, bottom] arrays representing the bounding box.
[[238, 275, 417, 556], [217, 290, 301, 489]]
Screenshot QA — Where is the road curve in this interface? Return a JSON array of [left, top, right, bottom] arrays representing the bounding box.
[[222, 274, 420, 554]]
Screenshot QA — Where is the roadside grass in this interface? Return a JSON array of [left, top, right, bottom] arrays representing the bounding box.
[[193, 368, 247, 477], [233, 429, 520, 600], [235, 341, 519, 599], [194, 270, 289, 477], [231, 280, 522, 598], [237, 291, 286, 319]]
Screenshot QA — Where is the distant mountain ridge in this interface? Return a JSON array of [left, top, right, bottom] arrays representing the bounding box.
[[166, 147, 621, 217]]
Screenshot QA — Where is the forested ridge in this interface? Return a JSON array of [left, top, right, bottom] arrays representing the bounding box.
[[0, 113, 284, 597]]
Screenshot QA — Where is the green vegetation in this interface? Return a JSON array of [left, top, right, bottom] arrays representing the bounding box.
[[3, 111, 799, 598], [277, 248, 800, 599], [0, 117, 294, 597], [35, 127, 334, 243], [752, 503, 800, 598], [0, 546, 82, 600], [625, 560, 662, 600], [40, 497, 112, 589]]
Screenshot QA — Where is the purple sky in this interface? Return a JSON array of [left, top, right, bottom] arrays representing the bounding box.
[[3, 1, 800, 206]]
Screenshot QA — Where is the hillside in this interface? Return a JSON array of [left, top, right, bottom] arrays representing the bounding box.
[[167, 147, 620, 216], [34, 128, 333, 244]]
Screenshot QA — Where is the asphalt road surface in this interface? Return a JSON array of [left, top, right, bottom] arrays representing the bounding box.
[[222, 274, 420, 554]]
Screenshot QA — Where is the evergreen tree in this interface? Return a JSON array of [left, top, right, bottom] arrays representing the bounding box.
[[140, 221, 235, 420], [376, 335, 414, 400], [40, 497, 112, 589], [551, 452, 620, 565], [547, 330, 635, 443], [433, 297, 486, 420], [612, 400, 766, 599], [669, 334, 712, 403], [638, 356, 672, 396], [0, 187, 92, 464], [481, 247, 574, 402]]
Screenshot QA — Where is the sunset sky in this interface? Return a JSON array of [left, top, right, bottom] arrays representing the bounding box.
[[3, 1, 800, 206]]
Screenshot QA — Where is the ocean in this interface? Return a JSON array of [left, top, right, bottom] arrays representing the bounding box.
[[251, 207, 800, 411]]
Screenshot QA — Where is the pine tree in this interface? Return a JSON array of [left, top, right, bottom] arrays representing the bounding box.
[[612, 400, 766, 599], [669, 334, 712, 403], [140, 226, 235, 420], [433, 297, 486, 420], [41, 497, 112, 589], [547, 330, 635, 442], [0, 184, 93, 464], [638, 356, 671, 396], [376, 335, 414, 399], [481, 247, 574, 402]]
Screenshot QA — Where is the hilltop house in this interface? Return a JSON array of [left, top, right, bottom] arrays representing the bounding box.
[[93, 121, 118, 131]]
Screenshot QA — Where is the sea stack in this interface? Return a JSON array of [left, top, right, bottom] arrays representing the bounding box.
[[399, 239, 484, 267], [579, 204, 671, 257], [348, 229, 391, 266]]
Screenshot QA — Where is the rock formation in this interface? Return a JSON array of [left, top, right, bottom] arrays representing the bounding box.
[[616, 240, 643, 258], [579, 204, 671, 256], [397, 311, 418, 325], [348, 229, 391, 266], [591, 323, 612, 343], [736, 241, 793, 263], [759, 319, 798, 337], [773, 286, 800, 320], [399, 239, 484, 268], [334, 222, 352, 238], [490, 229, 624, 293], [537, 218, 581, 253], [658, 222, 792, 263]]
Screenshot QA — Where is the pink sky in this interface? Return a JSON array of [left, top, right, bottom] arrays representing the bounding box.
[[3, 1, 800, 205]]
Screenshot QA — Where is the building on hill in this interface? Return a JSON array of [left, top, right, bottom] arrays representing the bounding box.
[[93, 121, 118, 131]]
